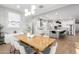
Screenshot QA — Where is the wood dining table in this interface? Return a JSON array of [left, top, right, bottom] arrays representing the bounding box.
[[15, 34, 56, 54]]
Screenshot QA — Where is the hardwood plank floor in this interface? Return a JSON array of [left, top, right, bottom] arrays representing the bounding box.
[[55, 33, 79, 54]]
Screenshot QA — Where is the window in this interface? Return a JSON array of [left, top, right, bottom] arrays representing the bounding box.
[[8, 12, 21, 28]]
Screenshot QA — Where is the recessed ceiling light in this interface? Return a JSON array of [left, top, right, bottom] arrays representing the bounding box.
[[39, 5, 44, 8], [17, 5, 20, 8]]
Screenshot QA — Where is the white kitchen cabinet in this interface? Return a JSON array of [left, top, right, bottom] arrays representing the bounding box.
[[62, 19, 75, 36]]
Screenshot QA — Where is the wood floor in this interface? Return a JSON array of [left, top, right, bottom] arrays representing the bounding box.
[[55, 33, 79, 54]]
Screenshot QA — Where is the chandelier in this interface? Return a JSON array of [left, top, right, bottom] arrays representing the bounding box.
[[25, 5, 36, 16]]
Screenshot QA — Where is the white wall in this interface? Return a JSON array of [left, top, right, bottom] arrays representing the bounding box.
[[1, 4, 79, 34], [33, 4, 79, 32], [0, 5, 25, 33]]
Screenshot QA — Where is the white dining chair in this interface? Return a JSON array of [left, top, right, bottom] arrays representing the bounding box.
[[5, 34, 26, 54], [49, 42, 58, 54]]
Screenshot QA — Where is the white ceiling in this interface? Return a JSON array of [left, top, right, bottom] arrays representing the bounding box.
[[0, 4, 70, 16]]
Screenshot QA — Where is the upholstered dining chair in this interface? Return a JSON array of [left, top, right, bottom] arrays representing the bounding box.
[[59, 30, 67, 38]]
